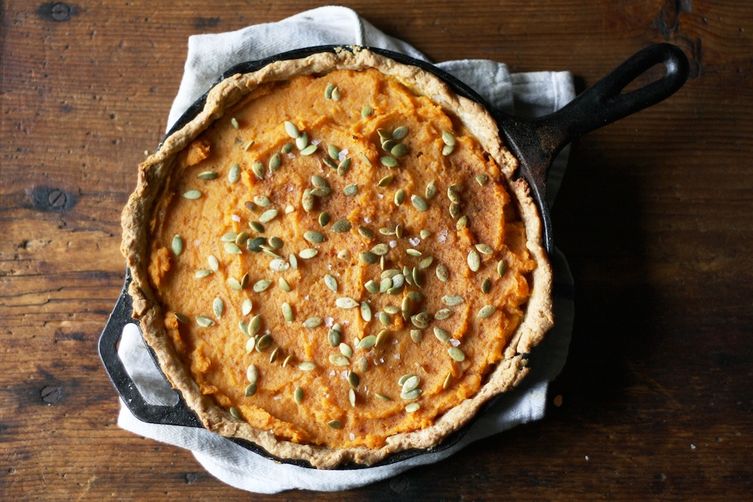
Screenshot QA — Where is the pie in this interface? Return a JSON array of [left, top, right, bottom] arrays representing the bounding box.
[[121, 47, 553, 468]]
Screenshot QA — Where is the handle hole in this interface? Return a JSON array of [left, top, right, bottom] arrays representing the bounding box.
[[621, 62, 669, 94]]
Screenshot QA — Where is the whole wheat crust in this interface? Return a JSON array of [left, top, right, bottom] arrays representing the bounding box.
[[120, 47, 554, 468]]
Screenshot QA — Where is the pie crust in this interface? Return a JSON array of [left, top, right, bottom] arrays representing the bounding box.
[[120, 47, 553, 468]]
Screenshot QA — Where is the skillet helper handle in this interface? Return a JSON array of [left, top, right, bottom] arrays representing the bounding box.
[[534, 43, 689, 157], [98, 290, 202, 427]]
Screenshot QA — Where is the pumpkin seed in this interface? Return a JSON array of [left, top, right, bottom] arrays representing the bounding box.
[[311, 175, 329, 189], [327, 419, 343, 429], [197, 170, 218, 180], [375, 175, 394, 189], [174, 313, 190, 324], [227, 277, 242, 290], [418, 256, 434, 270], [391, 143, 409, 158], [303, 316, 322, 329], [401, 388, 422, 401], [371, 243, 389, 256], [282, 354, 292, 368], [357, 335, 376, 350], [228, 163, 240, 184], [343, 184, 358, 196], [337, 157, 351, 175], [329, 353, 350, 366], [332, 219, 352, 233], [335, 297, 359, 309], [405, 402, 421, 413], [481, 277, 492, 294], [270, 348, 280, 363], [289, 253, 298, 269], [182, 189, 201, 200], [375, 329, 389, 347], [411, 194, 428, 212], [224, 242, 242, 255], [497, 259, 507, 276], [268, 153, 281, 172], [449, 202, 462, 219], [448, 347, 466, 362], [410, 312, 430, 329], [433, 326, 450, 343], [322, 273, 338, 292], [395, 224, 404, 238], [230, 117, 240, 129], [379, 226, 395, 236], [299, 248, 318, 259], [278, 302, 293, 323], [456, 215, 469, 230], [357, 226, 374, 240], [269, 258, 288, 272], [475, 173, 489, 186], [235, 231, 249, 246], [360, 301, 372, 322], [298, 361, 316, 372], [324, 83, 335, 99], [442, 143, 455, 156], [256, 333, 272, 351], [248, 314, 262, 335], [300, 144, 318, 156], [381, 139, 398, 152], [258, 208, 278, 223], [442, 295, 463, 306], [328, 328, 341, 347], [240, 272, 250, 289], [376, 311, 389, 326], [467, 249, 481, 272], [170, 234, 183, 256], [196, 316, 214, 328], [252, 279, 271, 292], [477, 305, 495, 319], [241, 298, 253, 316], [393, 188, 406, 205], [375, 392, 392, 401], [251, 161, 265, 180], [302, 189, 315, 212], [475, 243, 494, 255], [296, 133, 309, 150], [212, 297, 224, 318], [244, 383, 257, 397], [246, 364, 258, 384], [281, 142, 293, 154], [410, 329, 423, 343], [304, 230, 325, 244], [392, 126, 409, 140], [380, 155, 398, 168], [441, 130, 455, 146], [283, 120, 300, 138], [434, 308, 452, 320], [249, 221, 265, 233], [383, 304, 400, 315], [361, 104, 373, 117], [402, 375, 420, 392], [294, 386, 304, 404], [327, 144, 340, 160], [245, 336, 256, 352], [425, 180, 437, 199], [229, 407, 241, 419], [318, 211, 331, 226], [355, 251, 375, 265], [331, 86, 341, 101]]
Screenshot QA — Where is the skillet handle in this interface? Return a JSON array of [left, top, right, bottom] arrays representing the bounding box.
[[98, 280, 202, 428]]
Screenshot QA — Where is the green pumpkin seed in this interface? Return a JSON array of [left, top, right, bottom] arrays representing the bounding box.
[[281, 302, 293, 322], [481, 277, 492, 294], [284, 120, 300, 138], [347, 371, 360, 390], [230, 117, 240, 129], [324, 274, 338, 292], [258, 208, 278, 223], [456, 215, 469, 230], [240, 272, 250, 289], [212, 297, 224, 318], [381, 139, 398, 152], [270, 348, 280, 364], [299, 248, 318, 259], [328, 328, 341, 347], [298, 361, 316, 372], [467, 249, 481, 272], [343, 184, 358, 196], [338, 342, 353, 358], [442, 143, 455, 156], [475, 173, 489, 186], [375, 392, 392, 401], [182, 189, 201, 200], [449, 202, 462, 220], [392, 126, 409, 140], [174, 313, 190, 324], [247, 314, 262, 336], [229, 406, 241, 419], [289, 253, 298, 269], [433, 326, 450, 343], [379, 226, 395, 236], [300, 144, 318, 156], [475, 243, 494, 255], [380, 155, 398, 168], [442, 372, 452, 390], [360, 301, 372, 322], [282, 354, 293, 368], [303, 316, 322, 329], [377, 311, 390, 326], [394, 188, 406, 205], [363, 279, 377, 294], [195, 315, 214, 328], [329, 353, 350, 366], [294, 386, 304, 404], [244, 336, 255, 352], [331, 86, 341, 101], [207, 255, 219, 272], [497, 259, 507, 276], [335, 297, 359, 309], [241, 298, 253, 316], [243, 140, 255, 151], [269, 258, 288, 272], [197, 170, 218, 180], [253, 279, 271, 292], [448, 347, 466, 362], [296, 133, 309, 150], [410, 329, 423, 343], [332, 219, 352, 233], [477, 305, 495, 319], [281, 142, 293, 154], [441, 130, 455, 146], [371, 243, 389, 256], [269, 236, 283, 250], [327, 144, 340, 160], [378, 174, 394, 187], [357, 335, 376, 350], [395, 224, 404, 238], [227, 277, 242, 290], [327, 419, 343, 429], [337, 157, 351, 175], [361, 104, 373, 117], [405, 402, 421, 413], [235, 231, 249, 246], [302, 189, 315, 212], [249, 221, 265, 233], [391, 143, 409, 158], [425, 180, 437, 199], [359, 251, 378, 264], [434, 308, 452, 320], [418, 256, 434, 270], [244, 383, 257, 397], [442, 295, 463, 306], [304, 230, 325, 244], [228, 163, 240, 184], [246, 364, 258, 384], [224, 242, 242, 255], [324, 83, 335, 99], [410, 312, 430, 329], [411, 194, 428, 212], [375, 329, 389, 347], [251, 161, 265, 180], [383, 304, 400, 315], [401, 388, 422, 401], [311, 175, 329, 189], [358, 226, 374, 240], [402, 375, 420, 392], [268, 153, 282, 172], [256, 333, 272, 351], [170, 234, 183, 256], [319, 211, 331, 226]]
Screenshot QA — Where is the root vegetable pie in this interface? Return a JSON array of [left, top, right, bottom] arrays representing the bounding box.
[[121, 47, 553, 468]]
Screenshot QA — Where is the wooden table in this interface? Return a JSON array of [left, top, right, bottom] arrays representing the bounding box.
[[2, 0, 751, 499]]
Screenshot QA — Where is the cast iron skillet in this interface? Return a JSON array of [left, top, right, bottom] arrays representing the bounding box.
[[99, 43, 688, 469]]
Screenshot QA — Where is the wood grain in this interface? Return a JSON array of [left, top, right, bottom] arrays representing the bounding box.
[[1, 0, 751, 499]]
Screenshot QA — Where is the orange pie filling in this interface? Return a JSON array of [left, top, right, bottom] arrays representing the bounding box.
[[147, 68, 536, 449]]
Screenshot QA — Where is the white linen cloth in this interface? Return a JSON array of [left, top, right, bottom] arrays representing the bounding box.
[[117, 6, 575, 493]]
